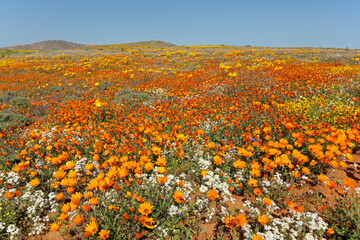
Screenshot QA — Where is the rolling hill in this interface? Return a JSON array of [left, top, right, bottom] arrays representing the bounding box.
[[1, 40, 176, 51], [0, 40, 85, 51]]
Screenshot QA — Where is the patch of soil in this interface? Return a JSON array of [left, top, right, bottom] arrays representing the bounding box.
[[27, 231, 65, 240]]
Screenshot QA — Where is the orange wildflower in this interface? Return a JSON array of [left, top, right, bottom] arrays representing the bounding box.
[[233, 160, 246, 168], [73, 214, 84, 225], [172, 191, 185, 203], [317, 174, 327, 182], [343, 177, 355, 188], [253, 234, 264, 240], [139, 216, 155, 229], [157, 166, 166, 174], [207, 142, 216, 149], [50, 222, 61, 232], [30, 178, 40, 187], [82, 204, 91, 211], [248, 179, 258, 187], [62, 202, 71, 213], [233, 214, 247, 227], [254, 188, 262, 196], [157, 176, 167, 184], [151, 146, 161, 155], [223, 216, 235, 228], [138, 202, 153, 216], [263, 197, 272, 206], [58, 213, 68, 221], [99, 229, 110, 240], [89, 197, 98, 206], [257, 215, 269, 225], [85, 220, 98, 236], [213, 155, 222, 165], [5, 191, 14, 199], [206, 189, 218, 201]]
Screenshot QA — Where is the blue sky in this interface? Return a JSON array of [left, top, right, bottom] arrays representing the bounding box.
[[1, 0, 359, 49]]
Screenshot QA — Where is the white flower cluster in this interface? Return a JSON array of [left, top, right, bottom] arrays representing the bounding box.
[[272, 172, 291, 188], [6, 224, 20, 240], [3, 171, 21, 186], [355, 187, 360, 197], [20, 189, 52, 236], [193, 197, 209, 214], [74, 157, 88, 173], [154, 225, 168, 239], [243, 200, 261, 218], [258, 211, 328, 240]]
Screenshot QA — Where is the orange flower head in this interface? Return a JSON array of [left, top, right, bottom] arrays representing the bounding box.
[[213, 155, 222, 165], [89, 197, 98, 206], [263, 197, 272, 206], [62, 202, 71, 213], [85, 220, 98, 236], [257, 215, 269, 225], [151, 146, 161, 155], [253, 234, 264, 240], [58, 213, 68, 221], [157, 176, 168, 184], [157, 167, 166, 174], [302, 167, 310, 174], [233, 160, 246, 168], [247, 179, 258, 187], [223, 216, 235, 228], [343, 177, 355, 188], [144, 162, 154, 172], [207, 142, 216, 149], [30, 178, 40, 187], [99, 229, 110, 240], [254, 188, 262, 196], [138, 202, 153, 216], [234, 214, 247, 227], [85, 191, 93, 198], [206, 189, 218, 201], [156, 156, 167, 166], [50, 222, 61, 232], [5, 191, 14, 199], [82, 204, 91, 211], [140, 216, 155, 229], [172, 190, 185, 203], [73, 214, 84, 225], [317, 174, 328, 182]]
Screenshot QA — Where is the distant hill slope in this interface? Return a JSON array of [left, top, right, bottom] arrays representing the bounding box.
[[1, 40, 85, 51], [81, 41, 176, 50], [1, 40, 176, 51]]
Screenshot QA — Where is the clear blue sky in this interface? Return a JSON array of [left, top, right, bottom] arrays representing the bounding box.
[[1, 0, 359, 49]]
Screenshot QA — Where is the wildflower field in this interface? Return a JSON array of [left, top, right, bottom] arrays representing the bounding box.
[[0, 46, 360, 240]]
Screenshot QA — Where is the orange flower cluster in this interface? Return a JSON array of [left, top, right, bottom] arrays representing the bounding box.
[[0, 47, 359, 238]]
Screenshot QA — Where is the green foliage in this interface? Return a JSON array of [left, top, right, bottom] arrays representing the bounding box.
[[0, 111, 29, 130], [324, 193, 360, 239]]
